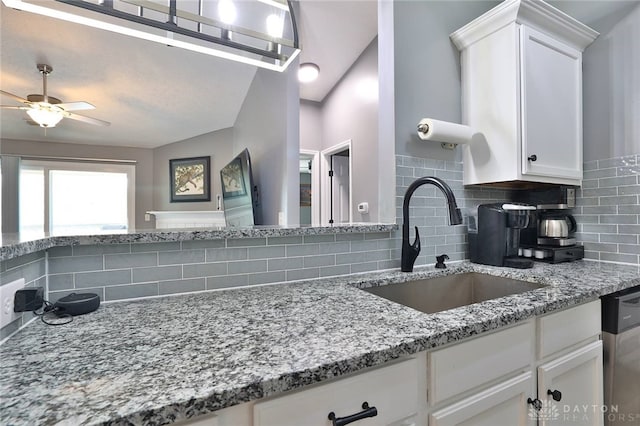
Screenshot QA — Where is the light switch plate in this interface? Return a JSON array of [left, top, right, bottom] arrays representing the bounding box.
[[0, 278, 25, 329]]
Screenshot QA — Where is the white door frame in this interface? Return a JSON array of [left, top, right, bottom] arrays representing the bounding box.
[[321, 140, 353, 225], [299, 149, 320, 225]]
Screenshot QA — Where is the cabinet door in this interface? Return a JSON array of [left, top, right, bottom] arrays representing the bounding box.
[[537, 340, 604, 426], [520, 25, 583, 181], [430, 372, 536, 426]]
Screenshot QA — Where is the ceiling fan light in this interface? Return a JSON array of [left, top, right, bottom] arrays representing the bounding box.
[[26, 108, 64, 127], [298, 63, 320, 83]]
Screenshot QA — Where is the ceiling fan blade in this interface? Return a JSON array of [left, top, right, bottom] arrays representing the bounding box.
[[64, 112, 111, 126], [1, 105, 29, 110], [56, 101, 96, 111], [1, 90, 30, 104]]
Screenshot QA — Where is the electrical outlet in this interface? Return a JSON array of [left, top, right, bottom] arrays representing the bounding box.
[[0, 278, 25, 329]]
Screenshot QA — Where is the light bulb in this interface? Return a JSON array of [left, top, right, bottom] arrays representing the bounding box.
[[26, 107, 64, 127], [298, 63, 320, 83], [266, 13, 284, 38], [218, 0, 236, 24]]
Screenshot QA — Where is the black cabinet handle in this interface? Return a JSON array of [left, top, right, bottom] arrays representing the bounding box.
[[548, 389, 562, 401], [528, 398, 542, 411], [528, 155, 537, 162], [328, 402, 378, 426]]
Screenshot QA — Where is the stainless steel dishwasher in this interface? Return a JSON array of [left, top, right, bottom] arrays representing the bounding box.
[[601, 285, 640, 426]]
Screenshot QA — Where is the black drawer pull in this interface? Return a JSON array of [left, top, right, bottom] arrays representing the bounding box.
[[528, 154, 537, 162], [328, 402, 378, 426]]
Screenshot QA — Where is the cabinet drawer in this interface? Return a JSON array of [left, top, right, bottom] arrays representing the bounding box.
[[429, 321, 534, 405], [254, 357, 419, 426], [537, 300, 601, 359]]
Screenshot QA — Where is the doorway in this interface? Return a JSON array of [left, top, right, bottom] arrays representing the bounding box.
[[299, 150, 320, 226], [321, 140, 353, 225]]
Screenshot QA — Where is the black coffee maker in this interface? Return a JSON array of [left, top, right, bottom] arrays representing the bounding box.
[[469, 203, 536, 269]]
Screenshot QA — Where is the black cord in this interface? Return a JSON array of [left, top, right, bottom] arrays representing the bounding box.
[[33, 300, 73, 326]]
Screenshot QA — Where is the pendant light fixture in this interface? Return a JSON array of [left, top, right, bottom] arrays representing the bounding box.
[[1, 0, 300, 72]]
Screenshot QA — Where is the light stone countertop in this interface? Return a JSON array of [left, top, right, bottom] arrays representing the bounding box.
[[0, 224, 397, 261], [0, 260, 638, 425]]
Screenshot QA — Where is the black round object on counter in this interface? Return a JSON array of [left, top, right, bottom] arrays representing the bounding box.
[[53, 293, 100, 316]]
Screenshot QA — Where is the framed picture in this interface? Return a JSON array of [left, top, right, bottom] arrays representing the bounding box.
[[300, 183, 311, 207], [169, 156, 211, 202], [220, 157, 247, 198]]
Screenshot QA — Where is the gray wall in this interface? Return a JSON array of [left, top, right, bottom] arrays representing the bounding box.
[[0, 139, 154, 230], [300, 100, 322, 152], [1, 155, 19, 233], [582, 3, 640, 161], [233, 64, 300, 226], [152, 128, 233, 212], [388, 0, 638, 267], [391, 1, 499, 161], [321, 38, 380, 223], [299, 39, 381, 223]]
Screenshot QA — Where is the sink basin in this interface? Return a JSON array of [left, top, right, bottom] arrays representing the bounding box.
[[362, 272, 546, 314]]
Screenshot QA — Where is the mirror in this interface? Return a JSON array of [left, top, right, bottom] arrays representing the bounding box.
[[0, 0, 379, 235]]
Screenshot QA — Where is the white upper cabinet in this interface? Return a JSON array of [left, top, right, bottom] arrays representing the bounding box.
[[450, 0, 598, 187]]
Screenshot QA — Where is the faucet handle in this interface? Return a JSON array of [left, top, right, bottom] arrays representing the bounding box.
[[435, 254, 449, 269], [412, 226, 421, 251]]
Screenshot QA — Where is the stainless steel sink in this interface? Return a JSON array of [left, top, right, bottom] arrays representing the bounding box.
[[362, 272, 546, 314]]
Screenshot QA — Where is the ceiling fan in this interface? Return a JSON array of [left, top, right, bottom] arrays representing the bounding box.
[[1, 63, 110, 128]]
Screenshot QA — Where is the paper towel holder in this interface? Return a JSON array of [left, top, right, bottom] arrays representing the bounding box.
[[417, 123, 458, 150]]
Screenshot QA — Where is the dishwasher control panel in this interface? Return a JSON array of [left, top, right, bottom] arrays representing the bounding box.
[[602, 285, 640, 334]]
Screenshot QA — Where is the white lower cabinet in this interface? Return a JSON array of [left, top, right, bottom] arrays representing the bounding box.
[[427, 300, 603, 426], [178, 301, 604, 426]]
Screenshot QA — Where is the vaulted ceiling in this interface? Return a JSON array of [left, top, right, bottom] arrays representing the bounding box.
[[0, 1, 377, 149]]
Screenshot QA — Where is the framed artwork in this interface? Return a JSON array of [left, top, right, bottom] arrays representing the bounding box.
[[169, 156, 211, 202], [220, 157, 247, 198], [300, 183, 311, 207]]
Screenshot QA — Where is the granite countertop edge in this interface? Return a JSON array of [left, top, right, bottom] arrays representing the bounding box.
[[0, 224, 398, 261], [1, 261, 638, 426]]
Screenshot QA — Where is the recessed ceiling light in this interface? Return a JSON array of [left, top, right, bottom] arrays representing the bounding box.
[[298, 63, 320, 83]]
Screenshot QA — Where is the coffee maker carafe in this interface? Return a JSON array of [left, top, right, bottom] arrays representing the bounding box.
[[537, 212, 577, 246], [469, 203, 536, 269]]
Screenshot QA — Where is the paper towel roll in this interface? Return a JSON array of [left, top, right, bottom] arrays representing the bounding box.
[[417, 118, 475, 145]]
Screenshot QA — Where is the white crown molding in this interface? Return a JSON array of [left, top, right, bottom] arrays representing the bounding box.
[[450, 0, 599, 51]]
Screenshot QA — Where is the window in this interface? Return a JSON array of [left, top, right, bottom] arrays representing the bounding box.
[[19, 160, 135, 236]]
